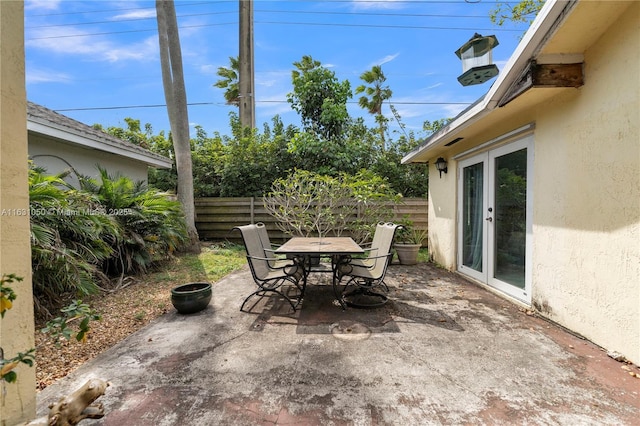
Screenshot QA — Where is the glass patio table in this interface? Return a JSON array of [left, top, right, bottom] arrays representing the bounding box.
[[274, 237, 364, 309]]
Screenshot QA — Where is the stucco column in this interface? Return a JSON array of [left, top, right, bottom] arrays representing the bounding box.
[[427, 161, 457, 270], [0, 1, 36, 424]]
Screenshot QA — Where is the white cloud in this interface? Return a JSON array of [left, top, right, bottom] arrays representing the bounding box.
[[376, 53, 400, 66], [26, 27, 158, 63], [199, 64, 218, 75], [256, 70, 289, 88], [25, 0, 61, 11], [26, 68, 72, 85], [255, 70, 294, 117], [103, 36, 158, 62], [112, 10, 156, 20], [351, 0, 405, 10]]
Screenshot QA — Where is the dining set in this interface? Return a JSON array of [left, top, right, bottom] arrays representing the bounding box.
[[234, 222, 401, 312]]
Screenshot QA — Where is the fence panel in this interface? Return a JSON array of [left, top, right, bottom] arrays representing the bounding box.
[[195, 197, 428, 245]]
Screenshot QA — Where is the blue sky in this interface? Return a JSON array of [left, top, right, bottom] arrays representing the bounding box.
[[25, 0, 530, 140]]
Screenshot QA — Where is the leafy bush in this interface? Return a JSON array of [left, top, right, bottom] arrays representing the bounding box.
[[29, 164, 189, 315], [29, 165, 117, 307], [264, 170, 355, 238], [342, 170, 400, 243], [0, 273, 35, 384], [79, 167, 189, 276], [264, 169, 399, 244], [41, 299, 101, 346]]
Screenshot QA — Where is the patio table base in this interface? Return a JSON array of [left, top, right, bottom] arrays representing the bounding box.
[[341, 287, 388, 308]]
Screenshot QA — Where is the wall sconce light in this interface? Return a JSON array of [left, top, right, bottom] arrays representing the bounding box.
[[435, 157, 448, 178]]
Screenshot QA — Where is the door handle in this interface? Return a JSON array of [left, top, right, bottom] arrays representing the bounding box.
[[486, 217, 493, 222]]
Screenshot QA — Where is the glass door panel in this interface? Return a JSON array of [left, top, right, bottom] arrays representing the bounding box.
[[458, 156, 487, 283], [462, 162, 484, 272], [492, 148, 527, 289]]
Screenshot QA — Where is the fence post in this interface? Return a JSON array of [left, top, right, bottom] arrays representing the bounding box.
[[250, 197, 255, 224]]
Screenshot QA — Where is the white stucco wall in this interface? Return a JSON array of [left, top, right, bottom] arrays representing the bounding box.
[[29, 134, 150, 187], [427, 2, 639, 365], [427, 164, 457, 269], [531, 6, 639, 364]]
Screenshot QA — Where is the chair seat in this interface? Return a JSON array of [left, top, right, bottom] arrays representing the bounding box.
[[340, 263, 378, 280], [346, 258, 375, 269], [268, 258, 296, 269], [258, 263, 303, 281]]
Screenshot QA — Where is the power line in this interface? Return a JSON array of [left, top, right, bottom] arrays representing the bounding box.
[[55, 102, 218, 112], [26, 20, 519, 40], [25, 11, 236, 29], [54, 100, 472, 112], [24, 2, 214, 18], [255, 21, 517, 32], [26, 9, 491, 29], [25, 1, 524, 18]]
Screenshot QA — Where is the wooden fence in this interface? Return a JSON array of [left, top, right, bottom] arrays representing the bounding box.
[[194, 197, 428, 245]]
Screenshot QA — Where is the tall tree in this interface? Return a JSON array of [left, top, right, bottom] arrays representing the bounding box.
[[355, 65, 392, 150], [287, 55, 352, 141], [155, 0, 200, 252], [214, 56, 240, 107], [490, 0, 544, 26]]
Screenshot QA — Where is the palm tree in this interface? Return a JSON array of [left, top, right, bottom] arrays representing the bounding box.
[[156, 0, 200, 252], [355, 65, 392, 150], [214, 56, 240, 107]]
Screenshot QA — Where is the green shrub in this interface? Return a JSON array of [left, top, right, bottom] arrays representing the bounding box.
[[80, 167, 188, 276], [264, 169, 399, 244], [29, 165, 116, 307], [29, 164, 189, 314]]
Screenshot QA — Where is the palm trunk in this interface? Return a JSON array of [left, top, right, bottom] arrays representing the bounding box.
[[156, 0, 199, 252]]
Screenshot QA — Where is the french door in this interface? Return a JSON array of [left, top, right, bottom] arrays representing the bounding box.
[[457, 136, 532, 303]]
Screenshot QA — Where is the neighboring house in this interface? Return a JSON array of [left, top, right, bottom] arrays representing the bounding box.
[[403, 1, 638, 364], [27, 101, 172, 186]]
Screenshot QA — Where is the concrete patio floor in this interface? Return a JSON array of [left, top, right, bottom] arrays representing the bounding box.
[[36, 262, 639, 425]]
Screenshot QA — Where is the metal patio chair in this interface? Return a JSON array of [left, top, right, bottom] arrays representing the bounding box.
[[255, 222, 292, 269], [234, 224, 305, 312], [335, 222, 400, 308]]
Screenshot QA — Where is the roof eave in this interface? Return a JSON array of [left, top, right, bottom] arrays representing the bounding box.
[[28, 119, 173, 169]]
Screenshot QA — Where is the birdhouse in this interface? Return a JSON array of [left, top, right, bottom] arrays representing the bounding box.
[[455, 33, 499, 86]]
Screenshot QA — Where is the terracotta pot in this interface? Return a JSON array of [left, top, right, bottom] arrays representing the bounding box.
[[171, 282, 212, 314], [394, 244, 421, 265]]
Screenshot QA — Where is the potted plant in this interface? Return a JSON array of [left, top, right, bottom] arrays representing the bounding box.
[[171, 282, 212, 314], [394, 220, 427, 265]]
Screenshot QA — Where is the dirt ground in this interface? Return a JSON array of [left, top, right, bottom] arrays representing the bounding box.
[[35, 274, 183, 390]]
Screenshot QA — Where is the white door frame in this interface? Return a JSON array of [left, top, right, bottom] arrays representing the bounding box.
[[457, 135, 533, 304]]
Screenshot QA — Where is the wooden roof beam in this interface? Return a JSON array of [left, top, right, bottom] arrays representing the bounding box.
[[499, 59, 583, 107]]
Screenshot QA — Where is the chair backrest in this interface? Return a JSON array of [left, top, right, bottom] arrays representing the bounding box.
[[368, 222, 386, 257], [367, 222, 400, 277], [234, 224, 271, 279], [255, 222, 277, 264]]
